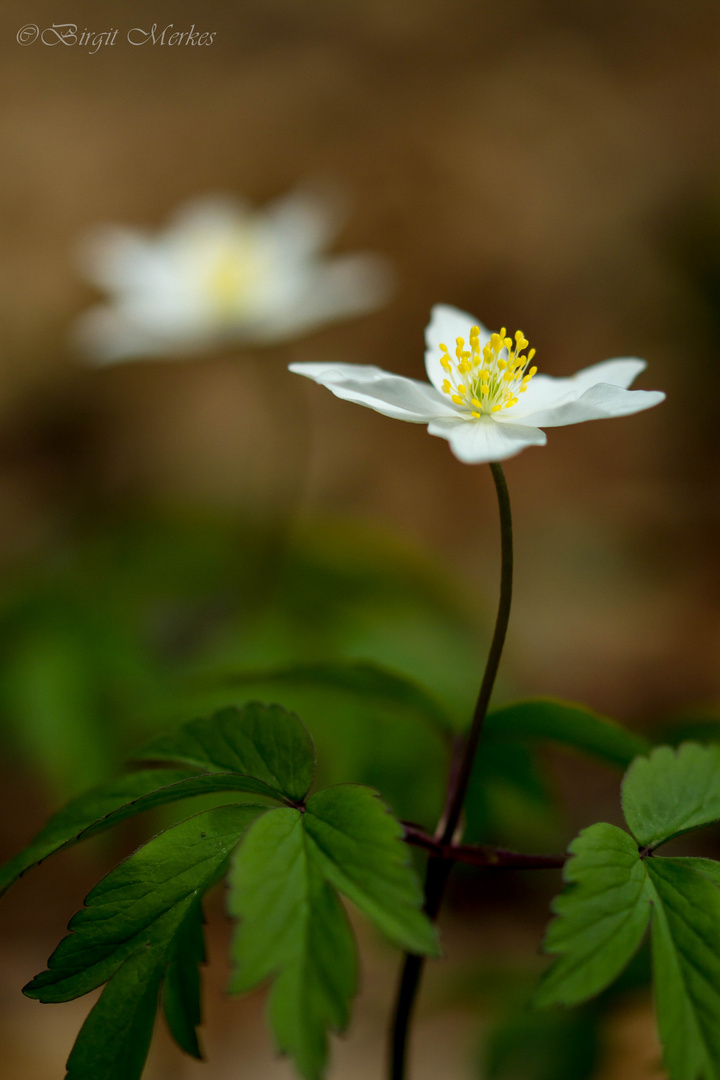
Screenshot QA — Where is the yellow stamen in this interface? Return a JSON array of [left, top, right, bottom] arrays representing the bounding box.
[[435, 323, 538, 419]]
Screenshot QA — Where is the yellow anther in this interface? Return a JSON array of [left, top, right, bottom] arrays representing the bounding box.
[[440, 323, 538, 418], [439, 342, 449, 352]]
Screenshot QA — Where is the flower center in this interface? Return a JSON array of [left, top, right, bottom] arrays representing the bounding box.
[[438, 326, 537, 418], [204, 240, 258, 320]]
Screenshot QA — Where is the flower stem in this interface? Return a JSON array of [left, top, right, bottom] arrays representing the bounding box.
[[388, 461, 514, 1080]]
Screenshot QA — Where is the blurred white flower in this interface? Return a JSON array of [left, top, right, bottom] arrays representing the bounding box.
[[290, 304, 665, 463], [74, 189, 393, 363]]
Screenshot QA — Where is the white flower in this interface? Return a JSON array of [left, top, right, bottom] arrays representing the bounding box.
[[74, 189, 393, 363], [289, 304, 665, 463]]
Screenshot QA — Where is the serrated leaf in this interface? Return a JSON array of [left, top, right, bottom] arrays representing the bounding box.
[[228, 808, 357, 1080], [0, 768, 196, 897], [25, 805, 262, 1003], [485, 699, 649, 769], [162, 896, 205, 1059], [534, 823, 652, 1008], [64, 934, 169, 1080], [537, 818, 720, 1080], [304, 786, 439, 956], [647, 858, 720, 1080], [0, 768, 282, 900], [206, 660, 455, 734], [135, 702, 315, 803], [622, 743, 720, 849], [228, 787, 438, 1079]]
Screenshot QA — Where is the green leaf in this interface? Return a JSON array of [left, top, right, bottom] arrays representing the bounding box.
[[228, 808, 358, 1080], [534, 823, 652, 1008], [228, 787, 438, 1080], [647, 858, 720, 1080], [622, 743, 720, 849], [64, 933, 169, 1080], [135, 702, 315, 803], [0, 768, 196, 897], [303, 786, 439, 955], [485, 698, 649, 769], [25, 805, 262, 1003], [206, 660, 455, 735], [162, 897, 205, 1059], [537, 818, 720, 1080], [0, 767, 283, 899]]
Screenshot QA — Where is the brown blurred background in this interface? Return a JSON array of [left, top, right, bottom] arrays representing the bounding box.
[[1, 0, 720, 1077]]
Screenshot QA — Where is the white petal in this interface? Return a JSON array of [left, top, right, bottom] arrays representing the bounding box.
[[73, 305, 202, 363], [566, 357, 648, 391], [289, 362, 455, 422], [166, 194, 251, 236], [509, 356, 651, 423], [424, 304, 491, 393], [427, 415, 546, 463], [262, 187, 343, 259], [248, 254, 394, 343], [78, 227, 161, 293], [510, 382, 666, 428]]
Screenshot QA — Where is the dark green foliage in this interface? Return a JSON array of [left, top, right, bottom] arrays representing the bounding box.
[[622, 742, 720, 847], [229, 807, 358, 1079], [0, 768, 195, 897], [228, 785, 439, 1080], [209, 659, 456, 734], [162, 897, 206, 1059], [25, 805, 261, 1003], [135, 702, 316, 803], [3, 700, 437, 1080], [538, 743, 720, 1080], [484, 698, 650, 769]]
